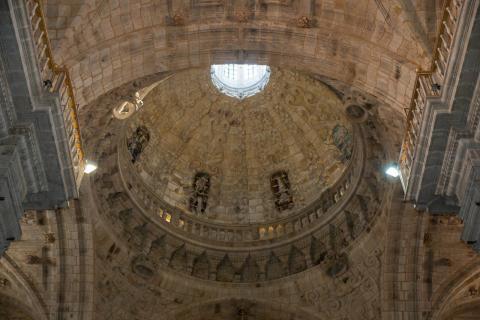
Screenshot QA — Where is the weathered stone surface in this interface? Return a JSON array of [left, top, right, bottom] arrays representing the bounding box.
[[1, 1, 479, 320]]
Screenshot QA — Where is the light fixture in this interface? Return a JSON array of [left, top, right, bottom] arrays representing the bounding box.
[[385, 165, 400, 178], [84, 160, 98, 174]]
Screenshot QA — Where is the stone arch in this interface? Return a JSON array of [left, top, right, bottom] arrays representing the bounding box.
[[438, 299, 480, 320], [0, 254, 48, 320], [0, 294, 36, 320], [72, 47, 416, 114], [58, 2, 428, 114], [171, 297, 324, 320], [428, 260, 480, 320]]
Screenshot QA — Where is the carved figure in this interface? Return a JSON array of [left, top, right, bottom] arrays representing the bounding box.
[[0, 278, 9, 287], [44, 232, 56, 244], [345, 210, 363, 239], [131, 254, 155, 278], [190, 172, 210, 214], [271, 171, 294, 211], [297, 16, 312, 28], [331, 125, 353, 162], [127, 126, 150, 164]]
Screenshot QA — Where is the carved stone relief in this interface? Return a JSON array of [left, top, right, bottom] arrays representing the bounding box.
[[126, 68, 353, 224], [189, 172, 211, 214], [270, 171, 294, 211], [131, 255, 155, 278], [86, 68, 390, 284], [126, 126, 150, 164], [331, 125, 353, 163]]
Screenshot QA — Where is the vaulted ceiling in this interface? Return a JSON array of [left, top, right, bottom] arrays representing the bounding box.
[[41, 0, 445, 112], [6, 1, 480, 320]]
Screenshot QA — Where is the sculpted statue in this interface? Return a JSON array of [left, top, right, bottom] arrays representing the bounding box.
[[331, 124, 353, 162], [190, 172, 210, 214], [127, 126, 150, 164], [270, 171, 294, 211]]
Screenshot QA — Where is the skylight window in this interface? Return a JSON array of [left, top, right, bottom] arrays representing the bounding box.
[[210, 64, 271, 99]]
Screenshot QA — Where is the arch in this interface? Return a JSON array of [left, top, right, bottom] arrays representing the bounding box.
[[0, 254, 48, 320], [56, 3, 428, 112], [0, 294, 36, 320], [171, 297, 324, 320], [438, 299, 480, 320], [71, 44, 418, 113], [428, 259, 480, 319]]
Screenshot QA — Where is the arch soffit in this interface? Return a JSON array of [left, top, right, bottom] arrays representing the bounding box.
[[50, 3, 431, 111], [0, 254, 48, 320], [438, 298, 480, 320], [71, 48, 417, 116], [0, 294, 38, 320], [429, 258, 480, 319], [170, 297, 324, 320]]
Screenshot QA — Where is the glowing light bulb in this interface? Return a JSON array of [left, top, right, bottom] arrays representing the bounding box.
[[84, 160, 98, 174], [385, 166, 399, 178]]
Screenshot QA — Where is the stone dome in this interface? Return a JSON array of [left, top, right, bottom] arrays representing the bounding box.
[[83, 67, 385, 283], [125, 68, 354, 224]]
